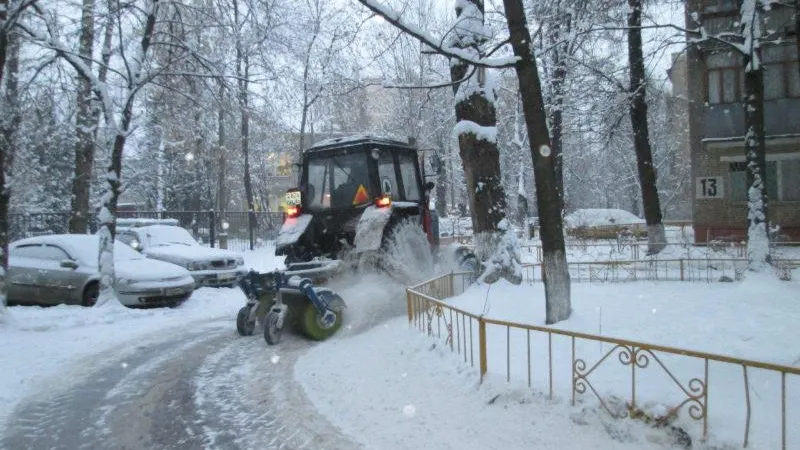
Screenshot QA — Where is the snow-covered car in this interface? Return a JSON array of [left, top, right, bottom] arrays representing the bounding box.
[[116, 225, 246, 287], [564, 208, 647, 239], [6, 234, 196, 307]]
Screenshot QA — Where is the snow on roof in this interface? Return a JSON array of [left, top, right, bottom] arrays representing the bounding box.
[[117, 218, 181, 227], [307, 134, 413, 152], [564, 208, 644, 228], [11, 234, 144, 264]]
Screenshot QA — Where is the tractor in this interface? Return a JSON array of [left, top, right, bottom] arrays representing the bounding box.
[[237, 135, 476, 346], [275, 135, 476, 271]]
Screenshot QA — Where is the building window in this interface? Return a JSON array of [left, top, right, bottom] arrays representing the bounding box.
[[706, 51, 743, 104], [702, 0, 739, 13], [779, 160, 800, 201], [730, 159, 800, 201], [762, 46, 800, 100]]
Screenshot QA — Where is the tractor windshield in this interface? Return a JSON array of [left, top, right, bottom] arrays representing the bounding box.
[[306, 152, 370, 210]]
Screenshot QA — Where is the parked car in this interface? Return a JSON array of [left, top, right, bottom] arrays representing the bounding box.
[[6, 234, 196, 307], [116, 224, 246, 287]]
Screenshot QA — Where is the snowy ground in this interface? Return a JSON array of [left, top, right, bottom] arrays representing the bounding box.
[[2, 241, 798, 449], [296, 273, 800, 450], [0, 286, 246, 428]]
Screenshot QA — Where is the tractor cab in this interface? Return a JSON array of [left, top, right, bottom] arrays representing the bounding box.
[[276, 136, 435, 263]]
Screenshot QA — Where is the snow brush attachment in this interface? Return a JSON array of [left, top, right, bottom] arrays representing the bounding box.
[[288, 276, 343, 329]]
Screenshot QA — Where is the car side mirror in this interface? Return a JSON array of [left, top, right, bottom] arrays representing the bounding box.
[[424, 181, 435, 192], [60, 259, 79, 270]]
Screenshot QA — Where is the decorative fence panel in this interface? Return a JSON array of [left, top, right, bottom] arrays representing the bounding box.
[[407, 273, 799, 449]]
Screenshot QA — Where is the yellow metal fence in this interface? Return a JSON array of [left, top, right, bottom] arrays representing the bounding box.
[[406, 272, 799, 449]]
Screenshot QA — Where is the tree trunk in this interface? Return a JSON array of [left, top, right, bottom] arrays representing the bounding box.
[[743, 59, 770, 267], [216, 83, 226, 212], [240, 61, 254, 213], [502, 0, 571, 324], [550, 70, 565, 209], [69, 0, 96, 234], [95, 0, 160, 306], [449, 0, 515, 284], [234, 0, 254, 214], [0, 0, 7, 85], [627, 0, 666, 254], [0, 29, 20, 315], [546, 16, 568, 210]]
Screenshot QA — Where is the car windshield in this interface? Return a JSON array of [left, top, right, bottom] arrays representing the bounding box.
[[114, 241, 146, 260], [143, 226, 198, 247]]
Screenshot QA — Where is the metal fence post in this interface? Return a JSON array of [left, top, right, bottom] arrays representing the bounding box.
[[209, 210, 216, 248], [406, 289, 413, 325], [680, 259, 685, 281], [248, 209, 255, 250], [479, 318, 487, 382]]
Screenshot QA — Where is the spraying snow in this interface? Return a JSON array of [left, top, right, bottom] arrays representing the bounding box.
[[378, 219, 436, 285]]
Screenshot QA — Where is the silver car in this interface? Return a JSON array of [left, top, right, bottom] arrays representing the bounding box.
[[7, 234, 196, 307], [116, 225, 246, 287]]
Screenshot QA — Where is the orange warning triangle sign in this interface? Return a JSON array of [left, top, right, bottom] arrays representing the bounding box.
[[353, 184, 369, 205]]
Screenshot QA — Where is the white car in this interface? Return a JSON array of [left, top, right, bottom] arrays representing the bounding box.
[[7, 234, 196, 307], [116, 225, 246, 287]]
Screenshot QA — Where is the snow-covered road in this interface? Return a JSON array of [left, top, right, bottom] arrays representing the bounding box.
[[1, 311, 359, 450]]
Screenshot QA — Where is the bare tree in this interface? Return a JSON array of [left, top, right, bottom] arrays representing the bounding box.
[[26, 0, 168, 304], [502, 0, 571, 323], [67, 0, 96, 234], [448, 0, 520, 283], [627, 0, 666, 254], [0, 0, 31, 319]]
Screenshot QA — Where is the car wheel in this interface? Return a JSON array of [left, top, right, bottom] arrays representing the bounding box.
[[264, 311, 282, 345], [299, 299, 343, 341], [81, 282, 99, 307], [237, 306, 256, 336]]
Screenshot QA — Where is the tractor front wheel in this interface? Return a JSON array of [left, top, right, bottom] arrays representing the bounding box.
[[264, 311, 283, 345], [236, 306, 256, 336]]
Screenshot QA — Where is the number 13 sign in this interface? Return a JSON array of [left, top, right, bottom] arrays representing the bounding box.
[[696, 177, 723, 199]]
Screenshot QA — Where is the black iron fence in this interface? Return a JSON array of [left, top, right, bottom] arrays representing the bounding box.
[[8, 210, 284, 253]]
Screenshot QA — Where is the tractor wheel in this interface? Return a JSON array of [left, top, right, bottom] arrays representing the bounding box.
[[264, 311, 283, 345], [236, 306, 256, 336], [300, 299, 343, 341]]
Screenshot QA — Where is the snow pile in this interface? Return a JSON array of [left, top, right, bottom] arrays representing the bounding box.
[[565, 208, 645, 228], [452, 120, 498, 144], [475, 220, 522, 285]]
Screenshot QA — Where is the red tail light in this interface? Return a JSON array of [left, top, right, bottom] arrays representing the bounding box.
[[375, 195, 392, 208], [286, 205, 301, 218]]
